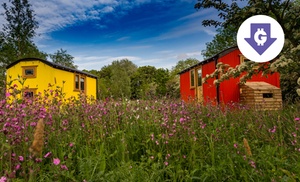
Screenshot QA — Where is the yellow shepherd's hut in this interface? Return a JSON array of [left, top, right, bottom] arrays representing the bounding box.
[[6, 58, 97, 100]]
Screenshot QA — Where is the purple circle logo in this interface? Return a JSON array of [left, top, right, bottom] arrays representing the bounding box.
[[237, 15, 284, 63]]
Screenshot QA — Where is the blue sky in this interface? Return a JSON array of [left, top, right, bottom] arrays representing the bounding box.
[[0, 0, 219, 71]]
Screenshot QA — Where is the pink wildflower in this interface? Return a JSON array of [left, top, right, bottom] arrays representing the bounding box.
[[0, 176, 7, 182], [69, 143, 74, 147], [53, 158, 60, 165], [164, 161, 168, 166], [5, 92, 10, 97], [18, 156, 24, 162], [179, 118, 185, 123], [35, 158, 42, 163], [249, 160, 256, 168], [15, 164, 21, 170], [295, 118, 300, 121], [60, 165, 68, 170], [268, 126, 276, 133], [44, 152, 52, 158], [150, 134, 154, 140], [234, 143, 238, 148]]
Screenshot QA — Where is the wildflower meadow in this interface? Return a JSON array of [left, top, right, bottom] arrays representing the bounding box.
[[0, 85, 300, 181]]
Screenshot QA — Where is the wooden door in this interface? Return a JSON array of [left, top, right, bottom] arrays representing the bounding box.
[[196, 67, 203, 103]]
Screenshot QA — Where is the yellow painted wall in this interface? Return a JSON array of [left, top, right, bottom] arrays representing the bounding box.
[[6, 59, 97, 100], [86, 76, 97, 100]]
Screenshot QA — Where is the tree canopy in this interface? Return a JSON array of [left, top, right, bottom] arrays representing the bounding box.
[[0, 0, 46, 94], [196, 0, 300, 101], [49, 48, 78, 69], [1, 0, 44, 60], [201, 25, 237, 58]]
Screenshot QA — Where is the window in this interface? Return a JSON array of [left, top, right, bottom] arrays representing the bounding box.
[[23, 88, 37, 98], [22, 66, 37, 78], [197, 68, 202, 86], [263, 93, 273, 98], [239, 55, 259, 69], [80, 77, 85, 91], [239, 55, 251, 64], [75, 75, 79, 89], [74, 74, 86, 93], [190, 69, 195, 88]]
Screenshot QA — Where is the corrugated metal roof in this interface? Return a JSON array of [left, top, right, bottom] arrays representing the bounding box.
[[178, 46, 238, 75], [6, 57, 98, 79]]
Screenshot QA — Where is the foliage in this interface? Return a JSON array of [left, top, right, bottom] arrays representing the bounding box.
[[170, 58, 199, 78], [167, 58, 199, 99], [130, 66, 157, 99], [201, 25, 237, 58], [130, 66, 170, 99], [96, 61, 179, 100], [297, 77, 300, 96], [154, 68, 170, 97], [49, 48, 78, 69], [1, 0, 40, 58], [1, 83, 300, 181], [0, 0, 46, 93], [195, 0, 300, 102], [96, 59, 137, 99]]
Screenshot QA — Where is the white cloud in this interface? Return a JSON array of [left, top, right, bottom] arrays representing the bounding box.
[[154, 21, 216, 40], [176, 53, 188, 60], [148, 7, 217, 41], [125, 45, 152, 49], [74, 55, 142, 70], [178, 9, 214, 21], [187, 51, 202, 57], [0, 0, 152, 35], [176, 51, 202, 60], [72, 47, 203, 71], [117, 36, 130, 41], [0, 0, 209, 71]]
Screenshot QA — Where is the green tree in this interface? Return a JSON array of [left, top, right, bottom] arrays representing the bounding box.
[[170, 58, 199, 78], [130, 66, 157, 99], [154, 68, 170, 97], [98, 59, 137, 99], [0, 0, 46, 96], [195, 0, 300, 102], [98, 65, 112, 80], [201, 25, 237, 58], [49, 48, 78, 69], [1, 0, 45, 60]]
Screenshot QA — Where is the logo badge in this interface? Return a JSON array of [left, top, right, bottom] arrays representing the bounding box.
[[237, 15, 284, 63]]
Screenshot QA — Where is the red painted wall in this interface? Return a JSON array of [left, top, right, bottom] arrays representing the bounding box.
[[217, 49, 280, 104], [180, 71, 195, 101], [202, 61, 217, 105], [218, 49, 242, 103], [250, 72, 280, 88], [179, 48, 281, 104]]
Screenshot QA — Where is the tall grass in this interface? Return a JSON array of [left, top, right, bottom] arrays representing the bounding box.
[[0, 86, 299, 181]]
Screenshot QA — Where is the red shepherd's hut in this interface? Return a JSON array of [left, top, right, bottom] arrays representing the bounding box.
[[178, 46, 282, 109]]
